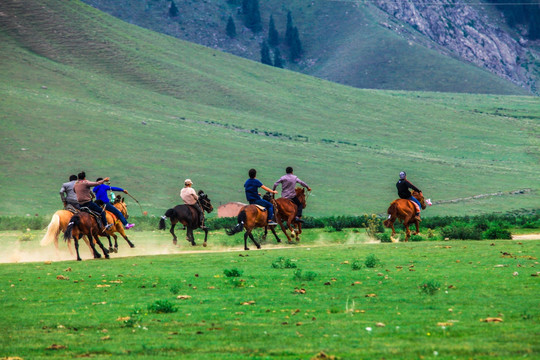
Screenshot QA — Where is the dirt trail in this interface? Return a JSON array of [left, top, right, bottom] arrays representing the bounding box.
[[512, 233, 540, 240]]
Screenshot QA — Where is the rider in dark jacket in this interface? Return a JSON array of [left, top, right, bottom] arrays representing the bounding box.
[[396, 171, 422, 220]]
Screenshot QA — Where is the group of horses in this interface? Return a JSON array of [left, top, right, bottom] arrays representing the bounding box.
[[43, 188, 427, 261]]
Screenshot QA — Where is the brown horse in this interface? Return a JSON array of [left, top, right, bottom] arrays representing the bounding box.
[[383, 190, 427, 242], [40, 208, 93, 256], [272, 188, 307, 243], [159, 191, 214, 246], [103, 196, 135, 253], [64, 211, 110, 261], [226, 204, 281, 250]]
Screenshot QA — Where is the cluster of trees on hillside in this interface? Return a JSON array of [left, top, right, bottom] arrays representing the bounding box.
[[487, 0, 540, 40], [226, 0, 303, 67]]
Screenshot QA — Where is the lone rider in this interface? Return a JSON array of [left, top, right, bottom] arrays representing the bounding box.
[[93, 178, 135, 230], [74, 171, 112, 231], [180, 179, 205, 228], [60, 174, 80, 210], [244, 168, 278, 226], [396, 171, 422, 221], [273, 166, 311, 223]]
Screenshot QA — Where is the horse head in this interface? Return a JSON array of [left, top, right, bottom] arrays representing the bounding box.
[[198, 190, 214, 213], [296, 188, 307, 208], [412, 190, 426, 210], [113, 196, 129, 218]]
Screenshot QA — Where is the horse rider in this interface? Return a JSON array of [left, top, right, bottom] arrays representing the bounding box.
[[396, 171, 422, 221], [93, 178, 135, 230], [273, 166, 311, 223], [60, 174, 80, 210], [73, 171, 112, 230], [244, 168, 278, 226], [180, 179, 206, 228]]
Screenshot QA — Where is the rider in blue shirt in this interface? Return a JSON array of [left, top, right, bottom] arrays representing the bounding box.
[[93, 179, 135, 230], [244, 168, 278, 226]]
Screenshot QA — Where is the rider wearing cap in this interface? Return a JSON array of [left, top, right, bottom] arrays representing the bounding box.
[[396, 171, 422, 221], [180, 179, 205, 228]]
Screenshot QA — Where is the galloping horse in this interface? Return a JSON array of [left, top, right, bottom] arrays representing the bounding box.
[[159, 190, 213, 246], [226, 203, 281, 251], [103, 196, 135, 253], [272, 188, 307, 243], [64, 211, 110, 261], [383, 190, 427, 242], [40, 208, 93, 256]]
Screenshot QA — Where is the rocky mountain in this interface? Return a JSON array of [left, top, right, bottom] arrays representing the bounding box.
[[373, 0, 538, 93], [81, 0, 538, 95]]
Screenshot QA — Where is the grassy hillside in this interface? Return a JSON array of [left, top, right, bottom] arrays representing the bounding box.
[[0, 0, 538, 218], [81, 0, 530, 95]]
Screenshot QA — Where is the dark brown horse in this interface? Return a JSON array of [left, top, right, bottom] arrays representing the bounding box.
[[159, 191, 213, 246], [226, 203, 281, 251], [64, 211, 110, 261], [383, 190, 426, 242], [103, 196, 135, 252], [272, 188, 307, 243]]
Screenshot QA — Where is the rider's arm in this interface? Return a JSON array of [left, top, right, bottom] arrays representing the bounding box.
[[60, 185, 67, 202], [261, 185, 277, 194], [406, 180, 421, 193]]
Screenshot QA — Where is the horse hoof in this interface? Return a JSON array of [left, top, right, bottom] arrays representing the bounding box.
[[203, 242, 207, 247], [173, 240, 177, 246], [114, 248, 118, 253], [256, 245, 261, 249], [245, 247, 250, 251], [109, 247, 114, 253], [130, 243, 135, 248]]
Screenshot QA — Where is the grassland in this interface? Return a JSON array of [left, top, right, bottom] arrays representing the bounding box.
[[0, 0, 539, 219], [0, 229, 538, 359]]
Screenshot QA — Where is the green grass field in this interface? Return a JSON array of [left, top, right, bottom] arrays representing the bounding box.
[[0, 0, 539, 219], [0, 229, 538, 359]]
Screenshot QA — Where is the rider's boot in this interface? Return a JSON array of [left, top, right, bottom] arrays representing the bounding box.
[[415, 212, 422, 222], [267, 214, 278, 226]]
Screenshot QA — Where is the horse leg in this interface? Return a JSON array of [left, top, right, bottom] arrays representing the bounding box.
[[413, 220, 420, 235], [93, 234, 110, 259], [248, 232, 261, 250], [111, 233, 119, 253], [269, 226, 281, 243], [74, 236, 82, 261], [404, 223, 411, 242], [117, 226, 135, 248], [202, 228, 208, 247], [188, 227, 196, 246], [244, 231, 250, 251], [277, 218, 292, 243], [170, 222, 178, 245], [106, 233, 114, 253]]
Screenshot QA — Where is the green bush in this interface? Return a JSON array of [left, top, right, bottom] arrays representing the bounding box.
[[294, 269, 317, 281], [419, 279, 441, 295], [483, 226, 512, 239], [271, 257, 297, 269], [377, 232, 392, 243], [410, 234, 425, 242], [223, 268, 243, 277], [148, 300, 178, 313], [441, 222, 482, 240], [364, 254, 381, 268], [351, 260, 363, 270]]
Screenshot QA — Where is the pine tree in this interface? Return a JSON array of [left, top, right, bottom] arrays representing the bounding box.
[[285, 11, 294, 46], [273, 48, 284, 68], [260, 41, 272, 66], [289, 26, 303, 61], [226, 15, 237, 38], [169, 0, 179, 18], [268, 15, 279, 47], [242, 0, 262, 32]]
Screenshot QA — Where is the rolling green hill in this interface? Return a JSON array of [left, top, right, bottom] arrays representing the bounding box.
[[0, 0, 538, 218], [81, 0, 532, 95]]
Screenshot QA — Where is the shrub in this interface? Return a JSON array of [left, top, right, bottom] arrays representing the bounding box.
[[410, 234, 424, 242], [351, 260, 363, 270], [377, 232, 392, 243], [223, 268, 243, 277], [364, 254, 381, 268], [148, 300, 178, 314], [122, 308, 143, 328], [366, 214, 384, 239], [294, 269, 317, 281], [271, 257, 297, 269], [419, 279, 441, 295], [169, 284, 181, 295], [483, 226, 512, 239], [441, 222, 482, 240]]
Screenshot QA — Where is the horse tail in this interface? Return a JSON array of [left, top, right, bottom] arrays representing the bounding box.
[[383, 202, 397, 228], [226, 210, 246, 236], [159, 208, 176, 230], [64, 214, 80, 242], [41, 213, 60, 246]]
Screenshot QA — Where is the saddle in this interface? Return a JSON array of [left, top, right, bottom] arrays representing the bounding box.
[[254, 204, 267, 212], [80, 207, 104, 228], [65, 204, 79, 214]]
